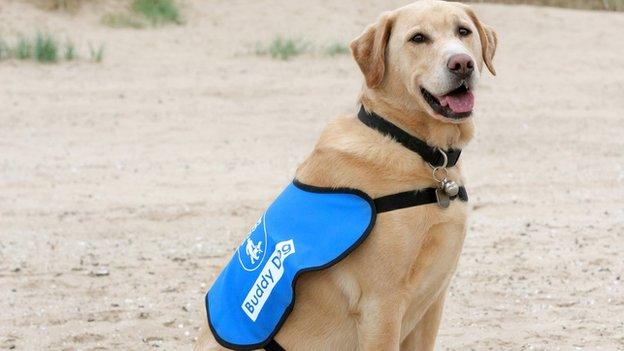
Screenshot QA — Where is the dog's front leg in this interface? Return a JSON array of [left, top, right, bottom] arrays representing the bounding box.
[[399, 292, 447, 351], [356, 297, 402, 351]]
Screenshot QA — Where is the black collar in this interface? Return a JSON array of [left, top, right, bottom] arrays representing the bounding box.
[[357, 106, 461, 168]]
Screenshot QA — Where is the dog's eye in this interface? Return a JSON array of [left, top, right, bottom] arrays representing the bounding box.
[[409, 33, 428, 44], [458, 27, 472, 37]]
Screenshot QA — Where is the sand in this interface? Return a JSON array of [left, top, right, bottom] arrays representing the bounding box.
[[1, 0, 623, 350]]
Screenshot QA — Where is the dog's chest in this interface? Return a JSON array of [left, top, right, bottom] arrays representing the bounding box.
[[404, 200, 468, 282], [397, 202, 468, 328]]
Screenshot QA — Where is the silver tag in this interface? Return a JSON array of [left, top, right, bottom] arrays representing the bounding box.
[[436, 188, 450, 209]]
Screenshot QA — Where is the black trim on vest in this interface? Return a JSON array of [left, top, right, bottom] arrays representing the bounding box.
[[264, 339, 285, 351], [357, 106, 462, 167], [374, 186, 468, 213]]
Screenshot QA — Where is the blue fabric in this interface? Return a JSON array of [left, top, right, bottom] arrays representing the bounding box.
[[206, 181, 375, 349]]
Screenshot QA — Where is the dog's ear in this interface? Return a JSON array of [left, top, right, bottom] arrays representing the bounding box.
[[350, 12, 395, 88], [464, 7, 498, 76]]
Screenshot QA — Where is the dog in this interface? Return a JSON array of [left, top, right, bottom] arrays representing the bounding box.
[[195, 1, 497, 350]]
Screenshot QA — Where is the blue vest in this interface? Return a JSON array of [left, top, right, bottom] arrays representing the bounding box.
[[206, 181, 375, 349]]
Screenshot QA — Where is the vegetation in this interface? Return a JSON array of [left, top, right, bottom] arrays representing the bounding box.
[[101, 13, 146, 29], [64, 40, 76, 60], [34, 32, 58, 63], [325, 42, 350, 57], [602, 0, 623, 11], [15, 38, 32, 60], [0, 33, 104, 64], [0, 40, 10, 61], [25, 0, 82, 13], [255, 37, 310, 60], [463, 0, 624, 11], [269, 37, 308, 60], [102, 0, 183, 29], [133, 0, 182, 25], [89, 43, 105, 63], [255, 37, 353, 60]]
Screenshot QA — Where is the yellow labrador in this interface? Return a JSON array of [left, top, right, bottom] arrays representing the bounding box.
[[196, 0, 496, 350]]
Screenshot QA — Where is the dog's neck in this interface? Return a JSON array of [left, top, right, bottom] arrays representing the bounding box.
[[360, 89, 474, 150]]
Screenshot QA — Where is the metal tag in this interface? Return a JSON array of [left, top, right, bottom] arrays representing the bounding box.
[[436, 188, 450, 209]]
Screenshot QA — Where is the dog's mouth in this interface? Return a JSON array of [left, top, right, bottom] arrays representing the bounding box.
[[421, 83, 474, 120]]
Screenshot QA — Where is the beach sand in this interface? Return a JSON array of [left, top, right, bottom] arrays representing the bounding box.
[[1, 1, 623, 349]]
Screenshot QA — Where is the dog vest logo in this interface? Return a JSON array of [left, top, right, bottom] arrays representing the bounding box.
[[245, 238, 263, 265], [237, 215, 268, 271], [241, 240, 295, 321]]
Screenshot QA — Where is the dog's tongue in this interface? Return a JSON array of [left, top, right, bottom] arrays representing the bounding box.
[[438, 91, 474, 114]]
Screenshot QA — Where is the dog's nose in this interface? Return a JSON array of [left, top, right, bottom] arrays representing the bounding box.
[[447, 54, 474, 78]]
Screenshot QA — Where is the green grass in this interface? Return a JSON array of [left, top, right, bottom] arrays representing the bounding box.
[[15, 37, 33, 60], [256, 37, 309, 60], [64, 40, 76, 60], [101, 13, 146, 29], [89, 43, 105, 63], [0, 33, 104, 64], [0, 39, 10, 60], [324, 42, 350, 57], [102, 0, 182, 29], [132, 0, 182, 25], [255, 38, 353, 60], [34, 32, 57, 63]]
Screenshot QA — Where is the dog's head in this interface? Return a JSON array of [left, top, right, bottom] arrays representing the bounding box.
[[351, 0, 497, 124]]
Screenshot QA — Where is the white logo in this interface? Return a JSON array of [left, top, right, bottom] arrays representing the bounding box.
[[237, 215, 268, 272], [245, 238, 263, 264], [241, 240, 295, 321]]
